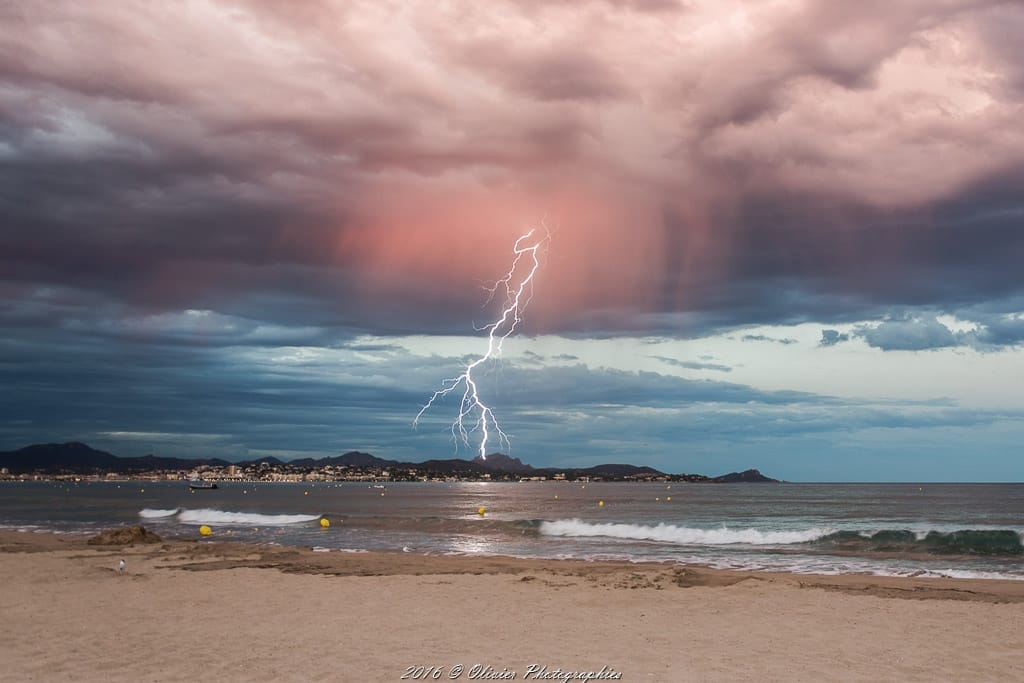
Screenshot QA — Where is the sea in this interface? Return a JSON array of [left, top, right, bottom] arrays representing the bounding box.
[[1, 480, 1022, 580]]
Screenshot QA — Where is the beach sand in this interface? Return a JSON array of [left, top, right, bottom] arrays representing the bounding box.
[[2, 531, 1023, 682]]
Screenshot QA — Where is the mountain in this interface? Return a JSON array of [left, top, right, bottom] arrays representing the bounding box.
[[243, 456, 284, 466], [331, 451, 399, 467], [0, 442, 121, 473], [279, 451, 400, 468], [575, 463, 665, 478], [710, 469, 780, 483], [123, 453, 231, 470], [472, 453, 533, 473], [471, 455, 666, 478], [0, 442, 228, 474], [412, 458, 488, 474]]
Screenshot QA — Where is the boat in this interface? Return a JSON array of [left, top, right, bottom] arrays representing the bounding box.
[[188, 480, 219, 490]]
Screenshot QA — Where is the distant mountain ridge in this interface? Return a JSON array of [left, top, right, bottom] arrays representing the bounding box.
[[288, 451, 395, 468], [0, 441, 781, 482], [469, 454, 669, 479], [0, 442, 229, 474]]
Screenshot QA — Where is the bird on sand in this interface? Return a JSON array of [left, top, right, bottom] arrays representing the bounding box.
[[117, 559, 125, 574]]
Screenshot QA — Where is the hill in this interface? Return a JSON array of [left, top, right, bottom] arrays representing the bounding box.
[[286, 451, 398, 468], [710, 469, 780, 483], [575, 463, 665, 478]]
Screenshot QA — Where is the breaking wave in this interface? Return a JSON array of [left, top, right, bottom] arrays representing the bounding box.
[[138, 508, 180, 518], [539, 519, 833, 545], [539, 520, 1024, 557], [174, 508, 321, 526]]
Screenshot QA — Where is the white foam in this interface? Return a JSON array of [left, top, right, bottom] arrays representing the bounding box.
[[923, 568, 1024, 581], [138, 508, 179, 518], [539, 519, 835, 545], [0, 524, 71, 535], [677, 553, 1024, 581], [177, 508, 321, 526]]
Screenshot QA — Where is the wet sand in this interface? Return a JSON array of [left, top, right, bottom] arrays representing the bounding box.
[[2, 530, 1023, 682]]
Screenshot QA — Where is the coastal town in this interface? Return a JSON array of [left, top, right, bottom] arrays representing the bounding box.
[[0, 442, 776, 484], [0, 459, 697, 484]]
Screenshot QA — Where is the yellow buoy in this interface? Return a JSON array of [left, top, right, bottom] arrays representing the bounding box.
[[478, 506, 486, 516], [667, 496, 672, 501], [655, 497, 660, 501], [320, 518, 330, 528], [598, 500, 604, 507], [554, 495, 558, 500], [199, 525, 212, 537]]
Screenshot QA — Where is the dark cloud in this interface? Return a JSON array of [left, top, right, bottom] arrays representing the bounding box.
[[687, 175, 1024, 339], [741, 334, 798, 345], [816, 306, 1024, 353], [854, 316, 958, 351], [969, 312, 1024, 348], [650, 356, 731, 372], [2, 2, 1023, 340], [819, 329, 850, 347]]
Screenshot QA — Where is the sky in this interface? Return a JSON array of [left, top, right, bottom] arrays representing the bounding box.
[[1, 0, 1023, 481]]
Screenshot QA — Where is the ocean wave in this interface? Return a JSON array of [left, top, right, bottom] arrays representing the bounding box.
[[539, 520, 1024, 557], [176, 508, 322, 526], [814, 529, 1024, 557], [539, 519, 834, 545], [138, 508, 179, 518]]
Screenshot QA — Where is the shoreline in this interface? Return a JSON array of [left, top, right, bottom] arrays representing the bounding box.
[[3, 529, 1024, 603], [3, 530, 1024, 681]]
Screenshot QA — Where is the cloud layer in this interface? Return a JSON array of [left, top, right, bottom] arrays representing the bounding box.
[[3, 0, 1023, 338]]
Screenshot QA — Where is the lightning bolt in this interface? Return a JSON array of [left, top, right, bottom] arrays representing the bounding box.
[[414, 225, 550, 459]]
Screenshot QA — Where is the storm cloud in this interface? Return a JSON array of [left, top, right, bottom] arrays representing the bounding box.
[[2, 1, 1023, 478], [3, 0, 1022, 336]]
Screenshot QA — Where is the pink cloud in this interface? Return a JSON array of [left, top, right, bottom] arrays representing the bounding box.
[[2, 0, 1022, 331]]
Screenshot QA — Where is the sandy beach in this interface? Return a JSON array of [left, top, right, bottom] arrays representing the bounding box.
[[2, 530, 1023, 683]]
